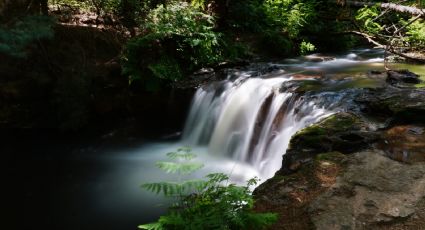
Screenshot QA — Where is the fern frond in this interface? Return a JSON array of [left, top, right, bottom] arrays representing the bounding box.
[[166, 151, 197, 160], [181, 179, 208, 192], [176, 146, 192, 153], [138, 222, 163, 230], [142, 179, 207, 196], [156, 161, 204, 174], [158, 212, 185, 228], [142, 182, 178, 196], [206, 173, 229, 183]]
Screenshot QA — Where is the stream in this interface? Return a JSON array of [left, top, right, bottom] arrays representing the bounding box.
[[5, 49, 425, 230]]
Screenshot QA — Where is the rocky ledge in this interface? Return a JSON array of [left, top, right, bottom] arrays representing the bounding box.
[[254, 70, 425, 230]]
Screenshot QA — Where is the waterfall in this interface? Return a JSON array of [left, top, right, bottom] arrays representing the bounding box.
[[182, 74, 332, 180]]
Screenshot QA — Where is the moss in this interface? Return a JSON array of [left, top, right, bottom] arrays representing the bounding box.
[[296, 113, 360, 137], [315, 152, 346, 162], [290, 113, 362, 152]]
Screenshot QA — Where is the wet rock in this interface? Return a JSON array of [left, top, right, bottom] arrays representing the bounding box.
[[304, 55, 336, 62], [386, 69, 421, 86], [309, 150, 425, 230], [277, 112, 378, 175], [254, 151, 347, 229], [356, 87, 425, 123], [215, 59, 250, 70], [377, 125, 425, 163], [193, 67, 215, 76], [292, 74, 322, 80], [279, 79, 323, 93]]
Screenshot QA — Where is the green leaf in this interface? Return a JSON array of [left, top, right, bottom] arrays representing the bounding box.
[[155, 161, 204, 175], [138, 222, 163, 230]]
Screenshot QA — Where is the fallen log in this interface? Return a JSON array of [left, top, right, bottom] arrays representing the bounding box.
[[341, 1, 425, 16]]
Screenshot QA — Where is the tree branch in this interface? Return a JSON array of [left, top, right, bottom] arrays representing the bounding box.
[[340, 30, 425, 63], [342, 1, 425, 16], [340, 31, 385, 47]]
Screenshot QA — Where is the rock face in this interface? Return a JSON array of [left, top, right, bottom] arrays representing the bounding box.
[[378, 125, 425, 163], [255, 150, 425, 230], [356, 87, 425, 123], [386, 70, 421, 86], [309, 150, 425, 230], [278, 112, 378, 175], [255, 73, 425, 229]]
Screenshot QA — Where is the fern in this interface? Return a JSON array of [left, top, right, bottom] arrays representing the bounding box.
[[140, 147, 278, 229], [138, 222, 163, 230], [155, 161, 204, 175], [142, 179, 207, 196]]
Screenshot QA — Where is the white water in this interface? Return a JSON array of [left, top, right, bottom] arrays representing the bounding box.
[[78, 49, 388, 225], [182, 76, 331, 180]]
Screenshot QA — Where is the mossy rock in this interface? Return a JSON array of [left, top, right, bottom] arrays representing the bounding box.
[[289, 112, 366, 153], [278, 112, 377, 175], [315, 151, 347, 163]]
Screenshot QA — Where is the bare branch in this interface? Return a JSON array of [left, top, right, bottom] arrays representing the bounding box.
[[343, 1, 425, 16]]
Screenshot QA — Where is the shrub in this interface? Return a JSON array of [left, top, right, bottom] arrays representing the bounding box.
[[300, 40, 315, 55], [355, 6, 383, 35], [405, 19, 425, 49], [226, 0, 267, 32], [122, 2, 222, 90], [140, 147, 278, 230], [263, 0, 317, 38]]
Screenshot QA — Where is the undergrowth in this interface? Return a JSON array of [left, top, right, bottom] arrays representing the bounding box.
[[140, 147, 278, 230]]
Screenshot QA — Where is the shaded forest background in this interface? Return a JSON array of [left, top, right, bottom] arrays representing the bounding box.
[[0, 0, 424, 135]]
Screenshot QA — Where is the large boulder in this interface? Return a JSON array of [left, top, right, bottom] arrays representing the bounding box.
[[356, 87, 425, 123], [277, 112, 378, 175], [309, 150, 425, 230], [254, 150, 425, 230], [386, 69, 421, 86]]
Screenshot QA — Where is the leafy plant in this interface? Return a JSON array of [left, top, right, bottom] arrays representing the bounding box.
[[300, 40, 315, 55], [140, 147, 278, 230], [122, 1, 222, 90], [263, 0, 317, 38], [404, 19, 425, 49], [355, 6, 383, 34], [225, 0, 267, 32]]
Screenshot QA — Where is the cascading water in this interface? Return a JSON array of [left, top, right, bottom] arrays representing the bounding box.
[[62, 49, 398, 227], [182, 74, 332, 180]]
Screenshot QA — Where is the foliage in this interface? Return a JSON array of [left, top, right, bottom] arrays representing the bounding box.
[[122, 1, 222, 90], [404, 19, 425, 49], [140, 147, 278, 230], [226, 0, 267, 32], [260, 30, 293, 56], [355, 6, 383, 34], [146, 2, 220, 65], [190, 0, 208, 9], [263, 0, 317, 38], [0, 15, 54, 58], [52, 0, 94, 10], [300, 40, 315, 55], [353, 3, 425, 56]]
